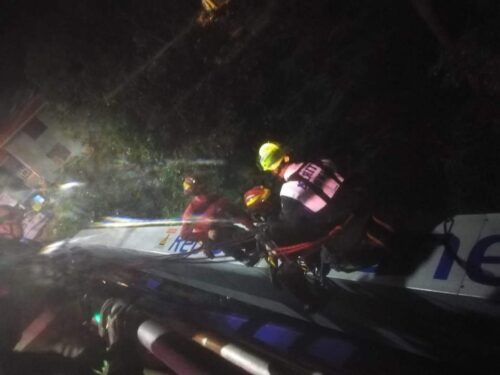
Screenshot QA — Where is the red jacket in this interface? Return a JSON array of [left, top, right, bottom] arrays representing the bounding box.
[[180, 194, 228, 242], [180, 194, 252, 242]]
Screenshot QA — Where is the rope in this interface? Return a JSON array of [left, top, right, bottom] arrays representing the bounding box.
[[273, 226, 342, 255], [273, 215, 354, 256]]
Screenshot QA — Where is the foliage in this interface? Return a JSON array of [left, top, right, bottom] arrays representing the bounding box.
[[2, 0, 500, 239]]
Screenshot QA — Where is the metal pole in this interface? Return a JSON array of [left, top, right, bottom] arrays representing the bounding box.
[[193, 332, 272, 375], [138, 320, 206, 375]]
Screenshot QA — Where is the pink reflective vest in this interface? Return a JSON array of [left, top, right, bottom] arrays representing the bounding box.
[[280, 161, 343, 213]]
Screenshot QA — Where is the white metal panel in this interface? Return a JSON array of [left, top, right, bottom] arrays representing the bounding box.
[[327, 215, 488, 296], [405, 215, 486, 294], [69, 213, 500, 300], [70, 228, 133, 248], [72, 225, 222, 259], [460, 213, 500, 298], [120, 226, 174, 254]]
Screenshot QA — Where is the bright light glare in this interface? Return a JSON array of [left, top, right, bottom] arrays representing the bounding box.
[[164, 158, 226, 166], [92, 312, 102, 324], [94, 217, 184, 228], [59, 182, 85, 190], [93, 216, 249, 229], [39, 240, 66, 255]]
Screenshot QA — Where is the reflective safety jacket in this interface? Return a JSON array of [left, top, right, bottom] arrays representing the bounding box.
[[280, 160, 344, 213]]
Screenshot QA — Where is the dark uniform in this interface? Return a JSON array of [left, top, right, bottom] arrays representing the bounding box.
[[269, 159, 350, 245]]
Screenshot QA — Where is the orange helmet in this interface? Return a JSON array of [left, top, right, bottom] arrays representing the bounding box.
[[243, 185, 271, 212]]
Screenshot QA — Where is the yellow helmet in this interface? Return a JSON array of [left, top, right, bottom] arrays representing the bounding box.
[[258, 142, 286, 171]]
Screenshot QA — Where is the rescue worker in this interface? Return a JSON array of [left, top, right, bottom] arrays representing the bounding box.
[[257, 141, 393, 271], [243, 185, 276, 223], [180, 176, 254, 262], [257, 142, 349, 244], [257, 142, 394, 310]]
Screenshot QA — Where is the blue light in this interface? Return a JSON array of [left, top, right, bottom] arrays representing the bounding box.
[[360, 265, 377, 273], [307, 337, 356, 367], [146, 278, 161, 289], [253, 323, 300, 352], [207, 312, 248, 335], [31, 194, 45, 211], [223, 314, 248, 331], [32, 194, 45, 204]]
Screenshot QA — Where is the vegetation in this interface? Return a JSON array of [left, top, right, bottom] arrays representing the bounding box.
[[1, 0, 499, 240]]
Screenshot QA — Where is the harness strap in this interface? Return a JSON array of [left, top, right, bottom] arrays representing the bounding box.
[[274, 215, 354, 255], [288, 168, 332, 204], [287, 160, 342, 204]]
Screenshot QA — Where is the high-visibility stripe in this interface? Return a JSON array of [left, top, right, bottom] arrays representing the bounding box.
[[281, 181, 328, 212], [281, 162, 341, 212]]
